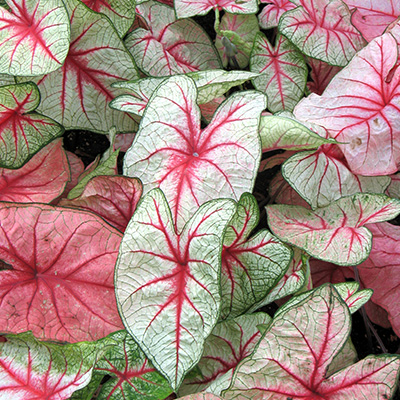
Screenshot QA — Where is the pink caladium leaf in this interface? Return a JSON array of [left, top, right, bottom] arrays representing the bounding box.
[[0, 82, 64, 169], [294, 28, 400, 175], [215, 13, 259, 69], [180, 313, 271, 396], [250, 33, 308, 112], [220, 193, 292, 319], [282, 145, 391, 209], [223, 284, 400, 400], [258, 0, 296, 29], [0, 0, 70, 76], [126, 1, 221, 77], [175, 0, 258, 19], [32, 0, 139, 133], [0, 203, 124, 342], [0, 138, 70, 203], [0, 331, 116, 400], [59, 175, 142, 232], [115, 188, 236, 390], [80, 0, 136, 37], [278, 0, 365, 66], [124, 75, 266, 231], [266, 193, 400, 266], [178, 394, 223, 400], [62, 150, 84, 197], [307, 58, 342, 95], [344, 0, 400, 42]]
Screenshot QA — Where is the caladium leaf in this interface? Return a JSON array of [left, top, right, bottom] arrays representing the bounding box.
[[124, 75, 266, 231], [258, 0, 296, 29], [0, 331, 116, 399], [282, 145, 391, 209], [32, 0, 139, 133], [90, 330, 173, 400], [223, 284, 400, 400], [63, 150, 85, 197], [294, 29, 400, 176], [278, 0, 365, 66], [215, 13, 259, 69], [180, 313, 271, 396], [111, 70, 259, 117], [125, 1, 221, 77], [115, 189, 236, 391], [266, 193, 400, 266], [220, 193, 292, 319], [0, 0, 70, 76], [333, 281, 372, 313], [0, 82, 64, 169], [259, 112, 333, 152], [175, 0, 258, 19], [307, 58, 342, 95], [80, 0, 136, 37], [59, 175, 142, 232], [0, 138, 69, 203], [178, 394, 223, 400], [250, 33, 307, 112], [0, 203, 124, 342]]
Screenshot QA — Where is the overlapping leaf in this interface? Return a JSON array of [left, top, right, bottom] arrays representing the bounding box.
[[33, 0, 139, 133], [223, 284, 400, 400], [124, 75, 266, 231], [250, 33, 307, 112], [220, 193, 292, 319], [279, 0, 365, 66], [0, 331, 115, 399], [0, 203, 124, 342], [307, 58, 342, 95], [175, 0, 258, 18], [0, 0, 70, 76], [0, 139, 69, 203], [258, 0, 296, 29], [266, 193, 400, 265], [294, 28, 400, 175], [0, 82, 64, 169], [125, 1, 221, 77], [115, 189, 236, 390]]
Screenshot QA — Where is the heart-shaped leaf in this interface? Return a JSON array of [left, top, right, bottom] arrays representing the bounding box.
[[220, 193, 292, 319], [124, 75, 266, 231], [333, 281, 372, 313], [0, 331, 115, 399], [0, 203, 123, 342], [223, 284, 400, 400], [175, 0, 258, 18], [0, 139, 69, 203], [250, 33, 307, 112], [279, 0, 365, 66], [0, 0, 70, 76], [0, 82, 64, 169], [266, 193, 400, 265], [115, 189, 236, 391], [294, 28, 400, 175], [258, 0, 296, 29]]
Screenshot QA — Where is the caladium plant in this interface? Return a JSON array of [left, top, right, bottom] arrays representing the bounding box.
[[0, 0, 399, 399]]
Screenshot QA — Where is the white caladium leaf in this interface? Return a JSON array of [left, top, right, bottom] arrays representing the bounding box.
[[266, 193, 400, 266], [111, 70, 259, 117], [0, 331, 115, 399], [220, 193, 292, 319], [223, 284, 400, 400], [250, 33, 307, 112], [125, 1, 221, 77], [180, 313, 271, 396], [259, 112, 333, 152], [334, 282, 373, 313], [31, 0, 139, 133], [282, 146, 391, 209], [175, 0, 258, 18], [215, 13, 259, 69], [258, 0, 296, 29], [80, 0, 135, 37], [279, 0, 365, 66], [0, 82, 64, 169], [124, 75, 266, 231], [0, 0, 70, 76], [115, 188, 236, 391], [294, 30, 400, 176]]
